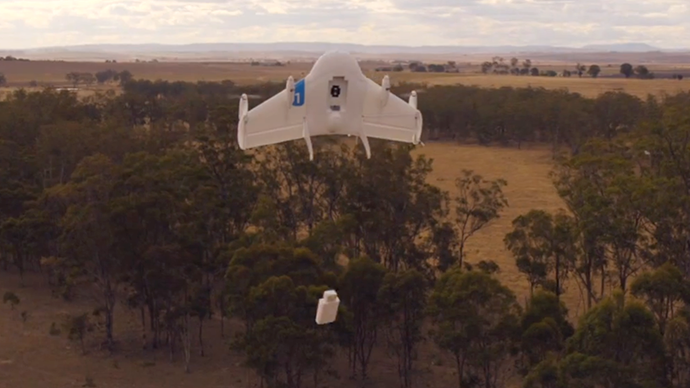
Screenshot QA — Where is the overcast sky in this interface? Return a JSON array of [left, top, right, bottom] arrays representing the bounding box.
[[0, 0, 688, 49]]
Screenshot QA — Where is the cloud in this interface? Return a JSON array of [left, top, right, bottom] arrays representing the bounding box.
[[0, 0, 688, 49]]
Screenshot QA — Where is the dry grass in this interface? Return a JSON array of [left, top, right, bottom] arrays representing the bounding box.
[[1, 60, 689, 99], [396, 72, 690, 98], [0, 60, 314, 85], [0, 143, 574, 388], [410, 143, 585, 310]]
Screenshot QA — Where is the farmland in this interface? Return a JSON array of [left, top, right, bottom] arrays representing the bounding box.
[[1, 57, 689, 99]]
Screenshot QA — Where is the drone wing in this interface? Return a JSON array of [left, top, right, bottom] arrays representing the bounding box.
[[361, 78, 422, 144], [237, 80, 307, 151]]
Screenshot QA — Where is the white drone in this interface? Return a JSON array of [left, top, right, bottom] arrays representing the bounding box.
[[237, 50, 424, 161], [238, 51, 424, 324]]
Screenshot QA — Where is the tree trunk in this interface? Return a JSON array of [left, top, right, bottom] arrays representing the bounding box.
[[198, 317, 204, 357], [103, 282, 116, 352], [183, 314, 191, 373], [151, 305, 160, 349], [219, 297, 225, 338], [454, 353, 465, 388], [141, 306, 147, 350], [555, 254, 561, 299], [169, 328, 175, 362]]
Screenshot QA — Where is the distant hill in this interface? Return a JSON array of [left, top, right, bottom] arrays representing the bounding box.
[[3, 42, 689, 63], [11, 41, 686, 54], [580, 43, 662, 52]]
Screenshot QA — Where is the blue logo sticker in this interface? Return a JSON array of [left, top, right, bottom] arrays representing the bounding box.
[[292, 79, 305, 106]]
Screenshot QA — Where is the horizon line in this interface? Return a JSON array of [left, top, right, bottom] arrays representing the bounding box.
[[2, 41, 689, 52]]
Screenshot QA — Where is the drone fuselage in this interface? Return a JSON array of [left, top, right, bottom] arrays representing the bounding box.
[[294, 52, 369, 139]]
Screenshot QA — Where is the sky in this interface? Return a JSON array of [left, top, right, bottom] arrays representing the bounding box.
[[0, 0, 689, 49]]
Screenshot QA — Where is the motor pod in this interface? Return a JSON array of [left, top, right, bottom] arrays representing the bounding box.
[[286, 76, 295, 107], [408, 90, 417, 109], [381, 75, 390, 107], [239, 93, 248, 120], [315, 289, 340, 325]]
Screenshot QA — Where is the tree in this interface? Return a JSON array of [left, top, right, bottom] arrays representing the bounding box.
[[65, 72, 80, 87], [522, 59, 532, 71], [428, 268, 521, 388], [555, 140, 648, 294], [600, 172, 647, 292], [575, 63, 586, 77], [518, 291, 574, 373], [227, 245, 337, 388], [504, 210, 578, 298], [524, 292, 668, 388], [587, 64, 601, 78], [81, 73, 96, 86], [35, 121, 99, 187], [339, 256, 388, 380], [551, 188, 605, 308], [633, 98, 690, 277], [447, 170, 508, 269], [253, 141, 349, 241], [490, 56, 508, 74], [551, 139, 649, 308], [428, 64, 445, 72], [630, 263, 690, 334], [663, 312, 690, 387], [592, 91, 644, 140], [620, 63, 633, 78], [634, 65, 651, 79], [118, 70, 133, 85], [0, 212, 52, 284], [95, 70, 118, 84], [510, 57, 520, 74], [46, 154, 123, 350], [63, 312, 95, 354], [339, 142, 446, 272], [378, 269, 429, 388], [561, 291, 668, 387]]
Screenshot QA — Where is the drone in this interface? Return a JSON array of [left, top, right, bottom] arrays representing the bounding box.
[[237, 50, 424, 161], [238, 51, 424, 324]]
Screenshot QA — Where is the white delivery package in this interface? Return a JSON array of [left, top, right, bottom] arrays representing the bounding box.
[[315, 289, 340, 325]]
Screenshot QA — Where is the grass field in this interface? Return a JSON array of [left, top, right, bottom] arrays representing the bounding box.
[[396, 71, 690, 98], [0, 142, 571, 388], [1, 59, 689, 99], [414, 143, 573, 307]]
